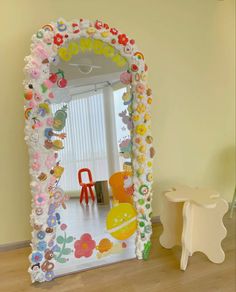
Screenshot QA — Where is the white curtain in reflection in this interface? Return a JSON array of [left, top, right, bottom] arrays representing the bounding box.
[[52, 89, 108, 193]]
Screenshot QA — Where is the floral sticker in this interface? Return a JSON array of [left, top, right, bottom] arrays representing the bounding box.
[[34, 194, 47, 206], [53, 224, 74, 264], [118, 34, 129, 46], [54, 33, 64, 46], [31, 252, 43, 263], [47, 215, 57, 227], [74, 233, 96, 258]]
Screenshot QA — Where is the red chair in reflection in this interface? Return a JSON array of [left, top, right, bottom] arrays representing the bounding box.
[[78, 168, 95, 204]]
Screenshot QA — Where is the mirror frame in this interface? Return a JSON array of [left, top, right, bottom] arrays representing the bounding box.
[[24, 18, 155, 283]]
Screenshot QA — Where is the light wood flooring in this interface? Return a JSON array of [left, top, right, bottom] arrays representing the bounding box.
[[0, 213, 235, 292]]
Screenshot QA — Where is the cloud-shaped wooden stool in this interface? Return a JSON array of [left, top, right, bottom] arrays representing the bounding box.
[[159, 186, 228, 270]]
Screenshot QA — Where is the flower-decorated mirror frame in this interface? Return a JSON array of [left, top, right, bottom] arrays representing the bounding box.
[[24, 18, 155, 283]]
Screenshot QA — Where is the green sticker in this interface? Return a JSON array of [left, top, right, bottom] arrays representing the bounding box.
[[139, 184, 149, 196], [53, 105, 68, 131], [143, 241, 151, 260], [56, 235, 64, 244], [139, 221, 145, 228], [138, 199, 145, 205], [36, 31, 43, 39]]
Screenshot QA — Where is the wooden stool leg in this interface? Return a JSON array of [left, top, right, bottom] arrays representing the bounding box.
[[188, 199, 228, 264], [181, 201, 192, 271], [88, 185, 95, 201], [80, 187, 85, 203], [160, 194, 183, 249], [84, 186, 89, 205]]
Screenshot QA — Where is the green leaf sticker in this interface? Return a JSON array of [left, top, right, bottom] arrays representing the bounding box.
[[57, 235, 65, 244], [62, 248, 72, 255], [66, 236, 74, 244], [56, 257, 67, 264]]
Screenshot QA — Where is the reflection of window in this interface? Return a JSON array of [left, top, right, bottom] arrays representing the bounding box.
[[114, 87, 130, 139], [52, 89, 108, 193], [51, 86, 128, 194], [113, 87, 131, 170]]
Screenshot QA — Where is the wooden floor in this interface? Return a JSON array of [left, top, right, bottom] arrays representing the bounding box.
[[0, 213, 235, 292]]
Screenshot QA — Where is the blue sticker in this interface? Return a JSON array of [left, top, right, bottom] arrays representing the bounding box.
[[31, 252, 43, 263], [45, 271, 54, 281], [37, 241, 47, 251], [47, 215, 57, 227], [37, 231, 46, 240]]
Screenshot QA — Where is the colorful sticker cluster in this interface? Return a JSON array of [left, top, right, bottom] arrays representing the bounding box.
[[24, 18, 154, 283]]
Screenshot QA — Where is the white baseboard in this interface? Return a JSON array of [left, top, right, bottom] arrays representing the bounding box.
[[151, 215, 161, 223], [0, 240, 30, 252]]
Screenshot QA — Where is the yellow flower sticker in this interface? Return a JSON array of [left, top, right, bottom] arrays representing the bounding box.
[[86, 27, 96, 36], [137, 103, 146, 114], [147, 161, 152, 167], [144, 113, 151, 122], [137, 167, 144, 176], [147, 173, 153, 182], [135, 124, 147, 136], [132, 115, 140, 121], [139, 145, 146, 153], [101, 31, 110, 38], [137, 155, 146, 164], [147, 97, 152, 104]]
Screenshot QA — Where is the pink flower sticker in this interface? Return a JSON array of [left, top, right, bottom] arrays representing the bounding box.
[[32, 161, 41, 171], [46, 117, 54, 126], [29, 100, 36, 109], [120, 71, 132, 85], [74, 233, 96, 258], [30, 68, 40, 79], [34, 92, 43, 102], [33, 152, 40, 160], [34, 193, 47, 206], [60, 223, 67, 231], [136, 83, 145, 94], [45, 155, 55, 169]]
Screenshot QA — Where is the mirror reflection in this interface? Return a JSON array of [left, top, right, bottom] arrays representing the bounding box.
[[47, 39, 136, 276]]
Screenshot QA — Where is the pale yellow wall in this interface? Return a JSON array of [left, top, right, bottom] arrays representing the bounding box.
[[0, 0, 235, 245]]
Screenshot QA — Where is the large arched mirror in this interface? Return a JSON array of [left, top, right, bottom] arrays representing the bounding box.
[[24, 19, 154, 283]]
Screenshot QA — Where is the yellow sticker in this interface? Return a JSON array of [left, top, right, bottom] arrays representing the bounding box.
[[106, 203, 137, 240], [93, 39, 104, 55], [79, 38, 93, 52], [102, 44, 115, 58], [68, 42, 79, 55], [58, 38, 127, 68], [58, 47, 72, 61], [112, 54, 127, 67]]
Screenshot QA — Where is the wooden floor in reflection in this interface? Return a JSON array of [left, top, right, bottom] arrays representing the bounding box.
[[55, 197, 136, 277]]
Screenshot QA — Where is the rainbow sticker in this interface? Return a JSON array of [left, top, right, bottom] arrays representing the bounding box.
[[42, 24, 54, 32], [24, 108, 32, 120], [134, 51, 144, 60]]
